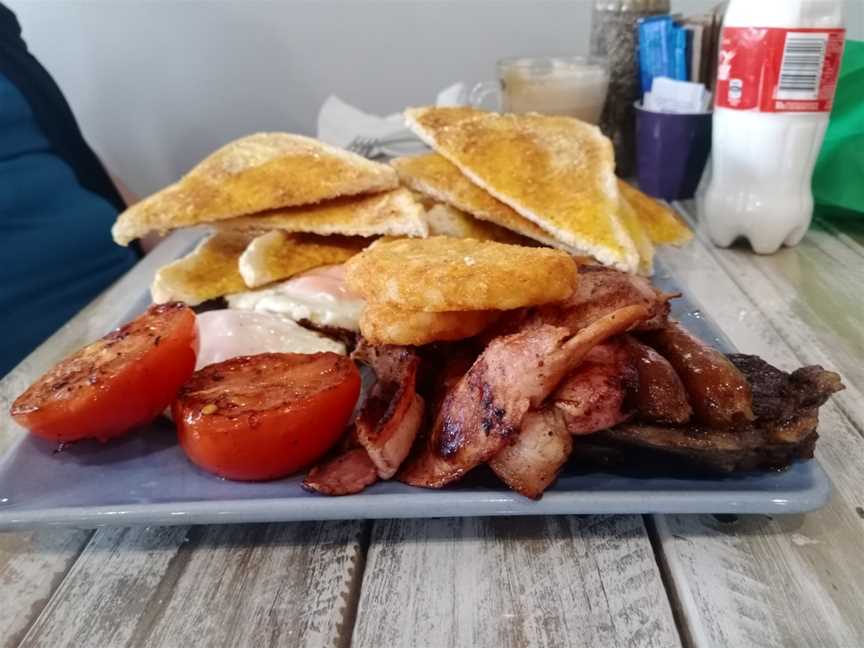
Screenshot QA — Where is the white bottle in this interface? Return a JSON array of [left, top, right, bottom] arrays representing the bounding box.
[[701, 0, 846, 254]]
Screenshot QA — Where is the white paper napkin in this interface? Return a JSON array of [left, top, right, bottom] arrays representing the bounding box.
[[643, 77, 712, 114], [316, 83, 470, 157]]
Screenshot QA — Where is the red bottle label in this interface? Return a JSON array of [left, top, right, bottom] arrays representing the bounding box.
[[715, 27, 845, 112]]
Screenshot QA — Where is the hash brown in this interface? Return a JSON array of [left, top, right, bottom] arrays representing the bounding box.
[[359, 304, 500, 346], [345, 236, 577, 311]]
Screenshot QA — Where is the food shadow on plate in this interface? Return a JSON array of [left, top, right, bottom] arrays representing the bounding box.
[[431, 457, 809, 498], [22, 417, 179, 467], [561, 451, 799, 482]]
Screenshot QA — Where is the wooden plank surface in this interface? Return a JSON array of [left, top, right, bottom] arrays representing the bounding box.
[[352, 516, 682, 648], [17, 521, 367, 648], [0, 529, 93, 648], [649, 209, 864, 648]]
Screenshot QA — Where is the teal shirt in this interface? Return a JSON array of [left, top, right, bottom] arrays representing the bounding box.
[[0, 73, 137, 376]]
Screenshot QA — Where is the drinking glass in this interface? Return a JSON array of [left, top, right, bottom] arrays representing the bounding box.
[[469, 56, 610, 124]]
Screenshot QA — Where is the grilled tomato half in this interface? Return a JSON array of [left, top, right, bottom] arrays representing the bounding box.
[[11, 303, 198, 442], [172, 352, 360, 481]]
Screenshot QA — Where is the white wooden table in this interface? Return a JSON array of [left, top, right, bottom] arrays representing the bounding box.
[[2, 206, 863, 648]]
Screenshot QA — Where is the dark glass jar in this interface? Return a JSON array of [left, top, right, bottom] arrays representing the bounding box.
[[591, 0, 670, 177]]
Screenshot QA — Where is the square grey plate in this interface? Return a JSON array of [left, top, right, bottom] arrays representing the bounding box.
[[0, 263, 831, 529]]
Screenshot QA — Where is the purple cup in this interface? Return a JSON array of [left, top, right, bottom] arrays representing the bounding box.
[[634, 101, 712, 201]]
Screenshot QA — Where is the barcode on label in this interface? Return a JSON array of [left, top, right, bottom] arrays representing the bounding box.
[[776, 33, 828, 100]]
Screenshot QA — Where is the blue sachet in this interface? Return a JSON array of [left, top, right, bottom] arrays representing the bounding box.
[[673, 24, 689, 80], [638, 15, 674, 95]]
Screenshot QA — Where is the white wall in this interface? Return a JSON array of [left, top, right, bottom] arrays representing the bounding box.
[[7, 0, 863, 195]]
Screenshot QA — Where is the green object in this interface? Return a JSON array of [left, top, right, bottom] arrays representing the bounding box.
[[813, 40, 864, 220]]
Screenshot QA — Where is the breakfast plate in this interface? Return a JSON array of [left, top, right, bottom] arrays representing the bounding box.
[[0, 259, 831, 530]]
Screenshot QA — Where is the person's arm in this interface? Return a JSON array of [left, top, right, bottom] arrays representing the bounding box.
[[109, 172, 138, 207], [138, 231, 164, 254]]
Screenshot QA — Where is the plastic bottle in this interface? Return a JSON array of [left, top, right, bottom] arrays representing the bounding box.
[[700, 0, 846, 254]]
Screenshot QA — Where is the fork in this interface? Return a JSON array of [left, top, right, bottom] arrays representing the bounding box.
[[345, 135, 419, 157]]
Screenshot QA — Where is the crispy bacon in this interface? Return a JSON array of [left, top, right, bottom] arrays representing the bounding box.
[[304, 343, 425, 495], [531, 265, 675, 333], [399, 324, 571, 488], [488, 340, 636, 499], [488, 408, 573, 499], [352, 342, 425, 479], [303, 448, 378, 496], [553, 340, 636, 434], [399, 305, 650, 489]]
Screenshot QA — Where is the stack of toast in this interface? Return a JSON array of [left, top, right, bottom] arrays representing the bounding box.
[[111, 108, 692, 305], [399, 107, 692, 275], [112, 133, 427, 305]]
